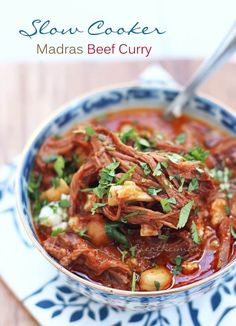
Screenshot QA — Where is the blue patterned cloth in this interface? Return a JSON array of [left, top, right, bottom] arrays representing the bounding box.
[[1, 161, 236, 326]]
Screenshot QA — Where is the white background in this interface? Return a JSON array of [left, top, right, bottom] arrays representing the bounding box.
[[1, 0, 236, 62]]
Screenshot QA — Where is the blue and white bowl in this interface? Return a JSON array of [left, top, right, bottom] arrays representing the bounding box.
[[16, 84, 236, 311]]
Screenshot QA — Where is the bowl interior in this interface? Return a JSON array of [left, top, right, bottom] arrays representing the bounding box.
[[16, 85, 236, 296]]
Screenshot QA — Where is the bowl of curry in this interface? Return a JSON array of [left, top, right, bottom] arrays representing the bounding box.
[[16, 85, 236, 310]]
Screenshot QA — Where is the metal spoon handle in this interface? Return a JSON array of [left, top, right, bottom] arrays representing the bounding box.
[[165, 21, 236, 118]]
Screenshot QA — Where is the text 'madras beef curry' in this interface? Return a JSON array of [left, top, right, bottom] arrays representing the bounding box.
[[28, 109, 236, 291]]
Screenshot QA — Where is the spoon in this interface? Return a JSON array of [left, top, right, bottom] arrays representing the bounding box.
[[165, 21, 236, 119]]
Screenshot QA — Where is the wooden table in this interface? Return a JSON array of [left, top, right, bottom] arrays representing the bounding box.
[[0, 60, 236, 325]]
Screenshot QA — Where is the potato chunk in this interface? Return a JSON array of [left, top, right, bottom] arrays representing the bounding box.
[[84, 193, 96, 212], [87, 217, 111, 246], [41, 179, 69, 202], [108, 181, 153, 206], [140, 224, 159, 236], [140, 266, 172, 291], [210, 198, 227, 226]]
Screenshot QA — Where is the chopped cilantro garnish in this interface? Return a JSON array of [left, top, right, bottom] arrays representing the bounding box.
[[230, 225, 236, 239], [158, 234, 169, 241], [177, 200, 194, 229], [140, 162, 151, 176], [119, 128, 152, 151], [185, 146, 208, 162], [28, 173, 42, 199], [173, 255, 182, 275], [178, 177, 185, 192], [85, 126, 96, 137], [135, 137, 151, 150], [54, 156, 65, 177], [93, 160, 120, 199], [105, 221, 129, 247], [121, 210, 144, 223], [76, 228, 89, 238], [28, 173, 45, 215], [118, 248, 128, 262], [161, 161, 169, 169], [175, 132, 186, 145], [51, 228, 64, 237], [191, 221, 201, 245], [58, 199, 70, 208], [116, 165, 136, 185], [154, 280, 161, 290], [166, 153, 183, 164], [105, 145, 116, 151], [91, 203, 106, 215], [153, 162, 162, 176], [147, 186, 163, 196], [188, 178, 199, 192], [225, 205, 230, 215], [131, 272, 137, 291], [160, 197, 177, 213], [51, 177, 60, 188], [119, 128, 137, 144], [130, 245, 137, 258], [42, 154, 58, 163], [194, 206, 199, 215]]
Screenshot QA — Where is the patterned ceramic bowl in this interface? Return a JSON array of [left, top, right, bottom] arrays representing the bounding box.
[[16, 84, 236, 311]]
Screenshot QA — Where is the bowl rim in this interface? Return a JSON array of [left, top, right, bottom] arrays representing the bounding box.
[[15, 81, 236, 297]]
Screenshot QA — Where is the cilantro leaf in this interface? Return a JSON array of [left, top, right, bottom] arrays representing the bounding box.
[[154, 280, 161, 290], [105, 221, 129, 247], [42, 154, 58, 163], [166, 153, 183, 164], [191, 221, 201, 244], [230, 225, 236, 239], [58, 199, 70, 208], [188, 178, 199, 192], [93, 160, 120, 199], [121, 210, 144, 223], [76, 228, 89, 238], [54, 156, 65, 177], [116, 165, 136, 185], [153, 162, 162, 176], [135, 137, 151, 150], [185, 146, 208, 162], [85, 126, 96, 137], [130, 245, 137, 258], [140, 162, 151, 176], [51, 228, 64, 237], [147, 186, 163, 196], [178, 176, 185, 193], [119, 128, 137, 144], [173, 255, 182, 275], [91, 203, 106, 215], [160, 197, 177, 213], [177, 200, 194, 229], [175, 132, 186, 145], [158, 234, 169, 241], [51, 177, 60, 188], [118, 248, 128, 262]]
